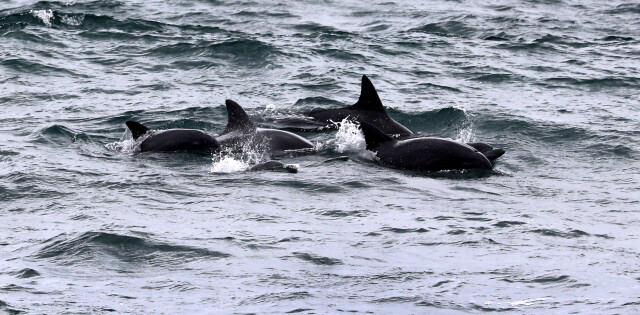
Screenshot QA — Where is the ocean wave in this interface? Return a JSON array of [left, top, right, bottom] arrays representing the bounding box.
[[312, 48, 365, 61], [532, 34, 590, 48], [417, 82, 463, 93], [0, 300, 23, 315], [1, 171, 72, 202], [491, 33, 629, 52], [529, 228, 590, 238], [382, 227, 429, 234], [502, 274, 573, 284], [143, 39, 278, 64], [0, 10, 197, 55], [30, 124, 92, 145], [1, 6, 229, 39], [471, 73, 517, 83], [10, 268, 41, 279], [0, 58, 85, 77], [542, 76, 640, 90], [294, 96, 344, 108], [34, 231, 230, 266], [291, 252, 343, 266], [605, 3, 640, 15], [98, 107, 223, 130], [233, 9, 297, 19], [408, 20, 476, 38], [291, 21, 353, 40], [389, 106, 469, 136], [481, 32, 513, 41], [601, 35, 635, 42], [23, 0, 125, 12], [586, 143, 635, 159], [319, 209, 369, 217], [477, 115, 592, 143]]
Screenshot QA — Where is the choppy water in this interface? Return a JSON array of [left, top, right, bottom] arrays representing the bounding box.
[[1, 0, 639, 313]]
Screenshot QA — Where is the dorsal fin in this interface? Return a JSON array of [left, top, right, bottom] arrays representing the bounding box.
[[350, 75, 385, 112], [359, 121, 395, 150], [125, 121, 149, 140], [224, 99, 256, 134]]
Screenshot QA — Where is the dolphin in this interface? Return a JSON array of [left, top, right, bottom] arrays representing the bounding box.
[[305, 75, 505, 161], [307, 75, 413, 137], [218, 100, 315, 154], [359, 122, 492, 171], [125, 121, 219, 153]]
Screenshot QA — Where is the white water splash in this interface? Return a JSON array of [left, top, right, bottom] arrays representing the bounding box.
[[444, 104, 476, 143], [332, 118, 366, 153], [210, 157, 249, 173], [61, 14, 84, 26], [263, 104, 276, 113], [104, 131, 152, 154], [30, 9, 54, 27], [456, 127, 476, 143], [104, 139, 137, 154], [210, 139, 267, 174]]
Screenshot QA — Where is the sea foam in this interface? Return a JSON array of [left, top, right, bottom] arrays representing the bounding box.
[[332, 118, 366, 153]]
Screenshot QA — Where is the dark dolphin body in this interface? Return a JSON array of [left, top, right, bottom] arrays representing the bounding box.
[[467, 142, 505, 161], [218, 100, 315, 154], [307, 75, 413, 137], [359, 122, 492, 171], [306, 75, 505, 161], [125, 121, 219, 152]]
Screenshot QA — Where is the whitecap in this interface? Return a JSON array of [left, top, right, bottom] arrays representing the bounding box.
[[263, 103, 276, 113], [61, 14, 84, 26], [332, 118, 366, 153], [30, 9, 54, 27], [210, 140, 267, 174], [210, 157, 249, 173]]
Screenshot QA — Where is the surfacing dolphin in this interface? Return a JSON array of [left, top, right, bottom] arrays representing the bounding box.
[[307, 75, 413, 137], [125, 121, 220, 152], [359, 122, 492, 171], [305, 75, 505, 162], [218, 100, 315, 154]]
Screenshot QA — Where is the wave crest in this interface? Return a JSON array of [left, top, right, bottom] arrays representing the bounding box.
[[34, 231, 230, 267]]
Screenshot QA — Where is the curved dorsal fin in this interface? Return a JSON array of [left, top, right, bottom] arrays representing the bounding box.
[[125, 121, 149, 140], [350, 75, 385, 112], [359, 121, 395, 150], [224, 99, 256, 134]]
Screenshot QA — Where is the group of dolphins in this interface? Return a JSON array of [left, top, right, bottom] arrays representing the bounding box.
[[125, 75, 505, 172]]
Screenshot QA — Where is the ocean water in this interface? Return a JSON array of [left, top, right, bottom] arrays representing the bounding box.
[[1, 0, 639, 313]]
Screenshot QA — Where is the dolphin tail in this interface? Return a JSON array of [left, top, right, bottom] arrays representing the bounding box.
[[467, 142, 506, 161], [359, 121, 395, 150], [350, 75, 386, 112], [483, 148, 506, 161], [224, 99, 257, 134], [125, 121, 149, 140]]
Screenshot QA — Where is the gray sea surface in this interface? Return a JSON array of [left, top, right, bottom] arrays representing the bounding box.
[[1, 0, 639, 313]]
